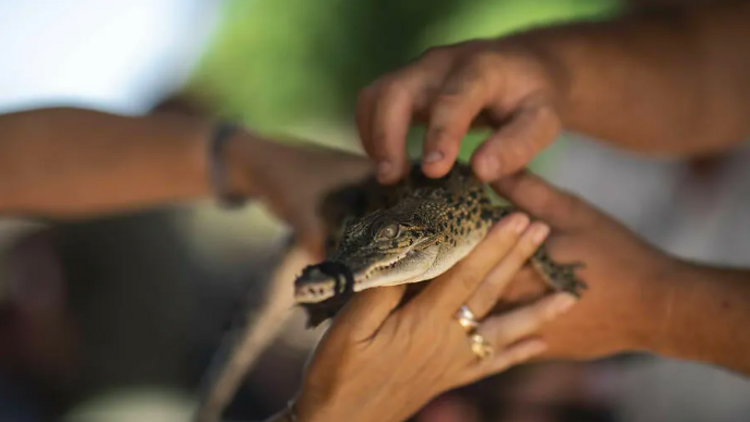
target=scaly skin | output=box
[295,162,587,328]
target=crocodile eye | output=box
[377,223,399,240]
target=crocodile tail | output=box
[192,234,313,422]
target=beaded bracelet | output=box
[207,121,248,208]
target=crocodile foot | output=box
[530,245,588,298]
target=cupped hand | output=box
[292,212,579,422]
[356,38,565,184]
[489,170,682,360]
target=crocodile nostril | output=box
[318,288,324,295]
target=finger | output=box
[478,292,577,348]
[335,284,407,342]
[414,212,530,311]
[490,170,594,229]
[355,84,378,158]
[470,103,560,183]
[464,221,550,318]
[457,337,548,387]
[366,76,421,185]
[421,66,494,178]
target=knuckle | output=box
[469,50,502,67]
[466,53,501,82]
[425,124,453,146]
[466,52,501,75]
[419,45,451,63]
[379,76,401,94]
[433,89,469,109]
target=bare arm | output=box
[358,1,750,183]
[523,0,750,156]
[652,264,750,376]
[0,107,259,218]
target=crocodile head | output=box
[294,199,447,304]
[293,182,493,308]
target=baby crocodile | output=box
[295,161,587,327]
[193,161,587,422]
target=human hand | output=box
[489,170,681,360]
[291,212,579,422]
[227,133,374,258]
[356,38,565,184]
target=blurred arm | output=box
[651,264,750,376]
[0,107,259,218]
[518,0,750,155]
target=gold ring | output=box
[454,305,479,332]
[469,333,493,360]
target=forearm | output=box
[0,107,258,218]
[648,262,750,376]
[514,1,750,155]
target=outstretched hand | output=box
[489,170,680,360]
[292,211,578,422]
[356,39,564,184]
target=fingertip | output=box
[421,132,461,178]
[547,292,578,316]
[471,152,502,183]
[420,158,452,179]
[376,159,409,185]
[482,338,548,376]
[489,212,529,236]
[528,222,550,245]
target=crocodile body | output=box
[295,161,587,327]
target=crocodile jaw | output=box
[293,229,486,304]
[294,244,439,304]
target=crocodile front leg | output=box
[486,206,587,297]
[530,245,587,297]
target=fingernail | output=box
[424,151,444,164]
[377,161,392,179]
[512,214,530,233]
[531,223,550,244]
[553,294,577,315]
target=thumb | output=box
[470,101,560,182]
[490,170,592,229]
[334,285,406,342]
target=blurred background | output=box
[1,0,750,421]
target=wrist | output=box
[623,256,688,355]
[497,27,577,114]
[222,127,262,198]
[220,126,285,201]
